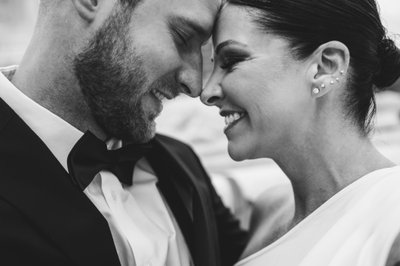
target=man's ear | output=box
[307,41,350,97]
[71,0,100,23]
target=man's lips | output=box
[151,89,172,101]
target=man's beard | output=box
[73,6,154,143]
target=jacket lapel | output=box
[146,138,195,249]
[0,99,120,266]
[148,136,220,266]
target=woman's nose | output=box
[200,76,223,106]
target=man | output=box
[0,0,247,265]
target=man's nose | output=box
[176,54,203,97]
[200,73,223,106]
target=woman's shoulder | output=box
[241,184,294,258]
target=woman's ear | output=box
[71,0,99,23]
[308,41,350,97]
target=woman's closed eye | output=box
[219,51,251,72]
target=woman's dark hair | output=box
[228,0,400,134]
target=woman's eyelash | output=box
[220,55,248,70]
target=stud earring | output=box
[312,87,320,95]
[321,84,326,89]
[336,77,340,82]
[330,80,335,85]
[340,70,345,75]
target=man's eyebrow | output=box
[215,40,247,55]
[169,16,209,39]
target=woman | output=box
[201,0,400,265]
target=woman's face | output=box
[201,5,313,161]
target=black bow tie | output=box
[67,131,153,190]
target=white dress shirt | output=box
[0,66,192,266]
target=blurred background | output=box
[1,0,400,226]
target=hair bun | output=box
[372,37,400,89]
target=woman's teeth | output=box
[224,112,245,128]
[152,89,166,101]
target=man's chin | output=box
[144,122,157,142]
[124,121,156,144]
[139,128,156,143]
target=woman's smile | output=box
[222,111,247,133]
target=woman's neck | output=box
[274,129,394,225]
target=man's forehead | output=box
[205,0,226,11]
[137,0,224,20]
[160,0,224,15]
[131,0,225,40]
[167,0,225,33]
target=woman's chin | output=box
[228,144,251,161]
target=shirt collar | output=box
[0,66,83,172]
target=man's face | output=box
[74,0,221,143]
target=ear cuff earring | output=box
[331,71,344,84]
[329,71,345,85]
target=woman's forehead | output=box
[214,5,254,40]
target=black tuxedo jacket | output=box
[0,98,247,266]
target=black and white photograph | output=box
[0,0,400,265]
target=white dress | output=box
[236,166,400,266]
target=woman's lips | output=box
[223,111,247,132]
